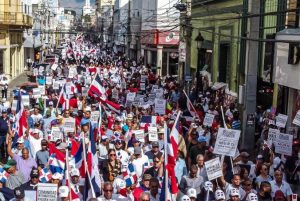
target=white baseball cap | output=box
[17,137,24,144]
[230,188,240,198]
[215,189,225,200]
[58,186,69,198]
[70,168,80,177]
[187,188,197,198]
[246,193,258,201]
[181,195,191,201]
[52,172,63,180]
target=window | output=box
[288,43,300,65]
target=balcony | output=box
[0,12,32,27]
[192,0,221,7]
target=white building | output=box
[83,0,96,16]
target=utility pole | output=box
[127,0,131,59]
[241,0,260,153]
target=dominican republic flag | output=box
[65,179,80,201]
[75,34,83,43]
[73,140,85,178]
[88,74,107,100]
[84,125,101,200]
[15,91,28,137]
[166,112,181,194]
[58,82,78,110]
[122,163,137,187]
[181,92,197,122]
[39,168,52,183]
[49,148,66,174]
[0,168,10,183]
[102,100,121,115]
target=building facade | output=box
[0,0,32,79]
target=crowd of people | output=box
[0,36,299,201]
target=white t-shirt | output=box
[28,135,42,159]
[132,155,150,182]
[31,113,43,124]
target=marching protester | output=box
[0,36,298,201]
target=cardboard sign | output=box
[148,127,158,142]
[154,99,166,115]
[126,92,136,103]
[25,190,37,201]
[37,183,58,201]
[133,130,144,141]
[140,82,146,91]
[33,68,38,76]
[12,100,18,111]
[276,113,288,128]
[293,110,300,126]
[275,133,293,156]
[33,88,41,98]
[53,81,59,90]
[63,118,75,133]
[292,194,298,201]
[46,76,52,85]
[267,128,280,148]
[22,95,30,107]
[91,111,100,123]
[205,157,223,181]
[213,128,240,157]
[203,113,215,127]
[38,85,45,95]
[50,127,62,141]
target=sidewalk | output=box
[8,70,31,100]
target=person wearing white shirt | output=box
[114,139,130,166]
[132,147,150,182]
[99,136,109,160]
[270,170,293,200]
[97,182,132,201]
[27,129,42,159]
[30,107,43,125]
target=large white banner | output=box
[213,128,240,157]
[37,183,58,201]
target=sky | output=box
[60,0,96,15]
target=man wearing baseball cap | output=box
[145,141,162,165]
[4,159,25,190]
[20,168,39,191]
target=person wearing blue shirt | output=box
[175,151,188,184]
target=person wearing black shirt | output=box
[0,109,9,161]
[257,181,272,201]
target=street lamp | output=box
[195,32,204,94]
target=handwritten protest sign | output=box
[126,92,136,103]
[203,113,215,127]
[293,110,300,126]
[148,127,158,142]
[46,76,52,85]
[50,127,62,141]
[154,99,166,115]
[53,81,59,90]
[154,88,164,98]
[275,133,293,156]
[38,85,45,95]
[133,130,144,141]
[213,128,240,157]
[37,183,58,201]
[267,128,280,148]
[205,157,223,181]
[276,113,288,128]
[33,88,41,99]
[63,118,75,133]
[22,95,30,106]
[12,100,18,111]
[112,88,119,100]
[91,111,100,123]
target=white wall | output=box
[274,33,300,90]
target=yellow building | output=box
[0,0,32,80]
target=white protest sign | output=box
[213,128,240,157]
[276,113,288,128]
[63,118,75,133]
[51,63,58,71]
[37,183,58,201]
[141,75,148,82]
[65,85,72,95]
[154,88,164,98]
[38,85,45,95]
[32,88,41,98]
[50,127,62,141]
[203,113,215,127]
[140,82,146,91]
[205,157,223,181]
[22,95,30,106]
[91,111,100,123]
[148,127,158,142]
[154,99,166,115]
[293,110,300,126]
[267,128,280,148]
[68,68,75,78]
[38,66,44,75]
[33,68,38,76]
[112,88,119,100]
[53,81,59,90]
[46,76,52,85]
[25,190,37,201]
[126,92,136,103]
[12,100,18,111]
[133,130,144,141]
[275,133,293,156]
[152,85,159,90]
[86,76,92,85]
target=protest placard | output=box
[293,110,300,126]
[32,88,41,99]
[65,85,72,95]
[22,95,30,106]
[133,130,144,141]
[140,82,146,91]
[37,183,58,201]
[275,133,293,156]
[91,111,100,123]
[46,76,52,85]
[38,85,45,95]
[25,190,37,201]
[154,99,166,115]
[68,68,75,78]
[53,81,59,90]
[33,68,38,76]
[154,88,164,98]
[51,63,58,71]
[267,128,280,148]
[112,88,119,100]
[50,127,62,142]
[38,66,44,75]
[11,100,18,111]
[63,118,75,133]
[141,75,148,82]
[203,113,215,127]
[213,128,240,157]
[126,92,136,103]
[292,194,298,201]
[205,157,223,181]
[148,127,158,142]
[86,76,92,85]
[276,113,288,128]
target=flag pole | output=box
[163,122,169,201]
[183,90,200,119]
[65,149,72,201]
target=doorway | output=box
[218,43,230,83]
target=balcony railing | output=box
[0,12,32,26]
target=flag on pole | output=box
[88,74,107,100]
[15,91,28,137]
[102,100,121,115]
